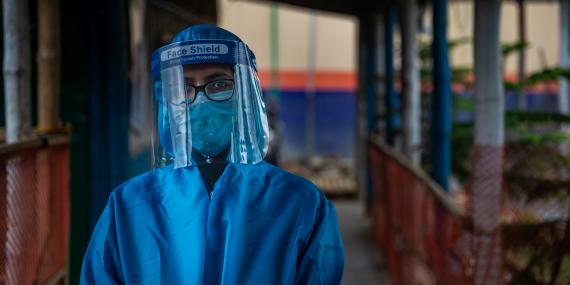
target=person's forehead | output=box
[183,63,233,75]
[182,63,233,84]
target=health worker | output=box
[80,24,344,285]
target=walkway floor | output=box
[333,199,390,285]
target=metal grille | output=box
[0,136,69,285]
[368,139,472,285]
[471,144,503,285]
[369,136,570,285]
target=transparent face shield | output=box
[151,40,269,168]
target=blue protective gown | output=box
[80,161,344,284]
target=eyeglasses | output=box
[183,79,235,104]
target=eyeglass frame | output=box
[183,79,235,104]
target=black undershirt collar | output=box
[191,147,230,195]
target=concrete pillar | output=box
[473,1,504,284]
[400,0,421,165]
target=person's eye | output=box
[214,81,228,88]
[209,80,232,91]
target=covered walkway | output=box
[1,0,568,284]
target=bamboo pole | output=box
[3,0,32,143]
[400,0,421,165]
[473,1,504,284]
[36,2,62,283]
[38,0,61,131]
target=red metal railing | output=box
[0,135,69,285]
[368,138,473,285]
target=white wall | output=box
[218,0,357,71]
[220,0,561,75]
[445,1,560,75]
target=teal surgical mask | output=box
[189,91,234,158]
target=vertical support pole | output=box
[431,0,451,191]
[375,11,386,137]
[473,1,504,284]
[36,4,62,281]
[306,11,317,157]
[363,12,378,213]
[559,0,570,155]
[38,0,61,131]
[2,0,35,284]
[385,7,398,147]
[61,0,91,281]
[358,14,368,206]
[267,2,281,165]
[517,0,527,110]
[3,0,32,143]
[365,20,378,134]
[128,0,151,162]
[87,0,129,232]
[366,11,386,214]
[270,2,280,100]
[559,0,570,115]
[400,0,421,165]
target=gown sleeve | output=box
[295,198,345,285]
[80,193,123,285]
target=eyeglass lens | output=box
[185,79,234,103]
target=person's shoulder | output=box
[248,161,327,205]
[107,168,168,210]
[114,170,154,190]
[252,162,335,231]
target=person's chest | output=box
[115,180,308,285]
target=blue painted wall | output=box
[272,90,357,160]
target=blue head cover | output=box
[154,24,265,167]
[171,24,243,43]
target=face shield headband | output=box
[151,39,269,169]
[151,39,258,77]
